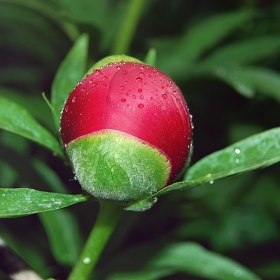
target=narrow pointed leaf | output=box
[152,127,280,197]
[157,9,257,75]
[203,36,280,66]
[0,96,64,157]
[151,242,261,280]
[214,66,280,101]
[51,34,88,128]
[39,209,82,265]
[0,188,88,218]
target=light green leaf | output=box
[150,242,260,280]
[51,34,88,128]
[213,66,280,101]
[202,36,280,66]
[144,48,157,66]
[153,127,280,197]
[39,209,82,265]
[0,87,54,131]
[0,188,88,218]
[0,96,64,157]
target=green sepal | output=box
[86,55,143,74]
[66,130,171,207]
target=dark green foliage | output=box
[1,0,280,279]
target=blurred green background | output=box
[1,0,280,279]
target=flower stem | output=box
[111,0,147,55]
[67,201,123,280]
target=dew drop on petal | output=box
[138,103,144,109]
[103,76,108,80]
[138,88,142,93]
[139,72,145,76]
[121,98,126,102]
[72,96,76,103]
[136,77,143,83]
[132,94,136,99]
[162,94,168,99]
[139,95,144,100]
[122,70,128,75]
[120,86,125,91]
[116,65,121,70]
[80,87,87,94]
[93,69,101,75]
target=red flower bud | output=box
[60,57,192,207]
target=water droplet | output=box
[122,70,128,75]
[139,72,145,76]
[116,65,121,70]
[234,148,241,154]
[234,270,243,278]
[72,96,76,103]
[136,77,143,83]
[139,95,144,100]
[93,69,101,75]
[83,257,91,264]
[81,87,87,93]
[121,98,126,102]
[209,180,214,184]
[235,159,240,164]
[138,103,144,109]
[124,81,127,85]
[162,94,168,99]
[132,94,136,99]
[161,85,165,89]
[120,86,125,91]
[173,90,177,95]
[138,88,142,93]
[103,76,108,81]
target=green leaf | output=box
[0,87,54,131]
[153,127,280,197]
[51,34,88,128]
[202,36,280,66]
[156,9,257,76]
[0,188,88,218]
[107,267,175,280]
[144,48,157,66]
[212,66,280,101]
[150,242,261,280]
[39,209,82,265]
[0,96,64,157]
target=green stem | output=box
[111,0,147,55]
[67,201,123,280]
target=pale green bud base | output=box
[66,130,171,208]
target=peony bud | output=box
[60,56,192,207]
